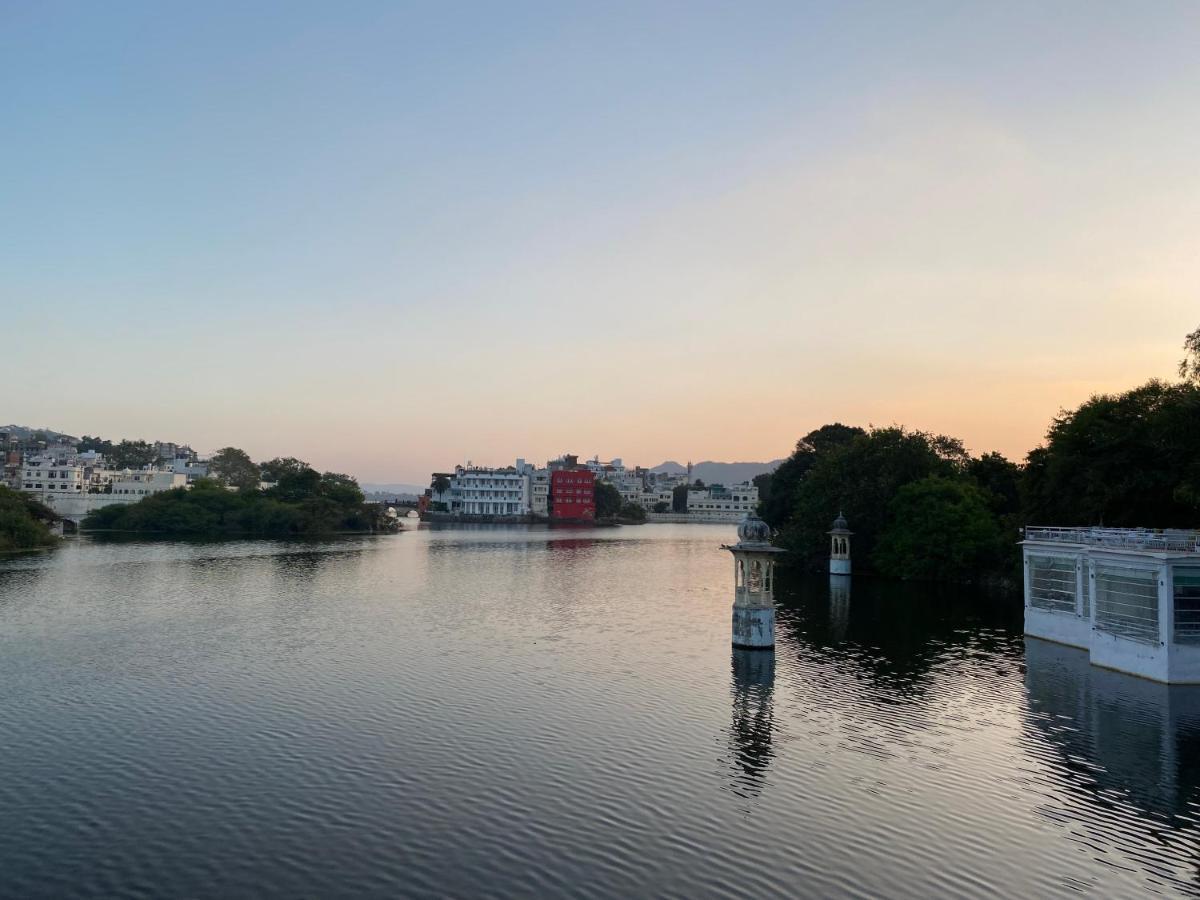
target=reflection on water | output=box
[828,574,851,641]
[0,527,1198,898]
[1026,636,1200,819]
[726,649,776,797]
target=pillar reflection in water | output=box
[828,574,851,642]
[1025,636,1200,818]
[726,649,776,797]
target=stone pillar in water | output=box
[828,511,852,575]
[723,514,786,650]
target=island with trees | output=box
[83,450,397,537]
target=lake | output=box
[1,524,1197,898]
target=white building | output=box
[1023,527,1200,683]
[20,467,188,523]
[530,468,551,517]
[433,460,532,517]
[686,482,759,520]
[108,471,188,499]
[634,487,675,511]
[18,457,85,497]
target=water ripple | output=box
[0,528,1197,897]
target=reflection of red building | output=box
[550,469,595,520]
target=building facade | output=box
[530,468,551,517]
[686,482,759,520]
[432,462,532,517]
[551,468,595,520]
[1023,527,1200,683]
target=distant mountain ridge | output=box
[1,424,78,442]
[651,459,783,485]
[361,482,426,498]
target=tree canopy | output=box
[758,423,865,529]
[874,476,1009,582]
[759,367,1200,582]
[260,457,312,483]
[1180,325,1200,383]
[208,447,260,491]
[1022,379,1200,527]
[109,439,157,470]
[0,486,59,552]
[594,481,622,519]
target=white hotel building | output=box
[686,482,760,520]
[433,461,533,517]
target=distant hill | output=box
[651,459,784,485]
[361,482,426,499]
[1,424,78,443]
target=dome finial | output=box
[737,512,772,545]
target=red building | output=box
[550,469,595,520]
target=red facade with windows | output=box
[550,469,595,520]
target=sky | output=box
[4,2,1199,483]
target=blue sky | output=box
[4,2,1199,481]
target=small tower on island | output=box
[829,511,852,575]
[722,514,786,650]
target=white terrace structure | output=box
[1022,526,1200,684]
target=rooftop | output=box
[1023,526,1200,554]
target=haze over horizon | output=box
[5,2,1198,483]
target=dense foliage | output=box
[83,460,391,536]
[618,501,647,523]
[760,364,1200,582]
[594,481,623,519]
[874,477,1009,582]
[0,486,58,552]
[770,426,998,578]
[1022,380,1200,527]
[208,447,260,491]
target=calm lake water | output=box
[1,523,1198,898]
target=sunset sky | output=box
[5,2,1198,483]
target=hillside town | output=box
[424,454,760,523]
[1,428,211,526]
[2,429,762,528]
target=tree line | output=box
[756,329,1200,583]
[84,449,394,536]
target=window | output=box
[1173,568,1200,645]
[1095,565,1159,643]
[1028,555,1077,613]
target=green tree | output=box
[671,483,689,513]
[777,426,962,570]
[966,451,1021,516]
[595,481,622,519]
[758,423,865,529]
[260,457,311,483]
[618,501,647,522]
[266,463,322,502]
[319,472,365,505]
[109,439,157,469]
[0,485,58,552]
[77,435,113,454]
[874,476,1010,582]
[1180,324,1200,383]
[208,447,261,491]
[653,501,670,513]
[1022,379,1200,526]
[431,474,451,496]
